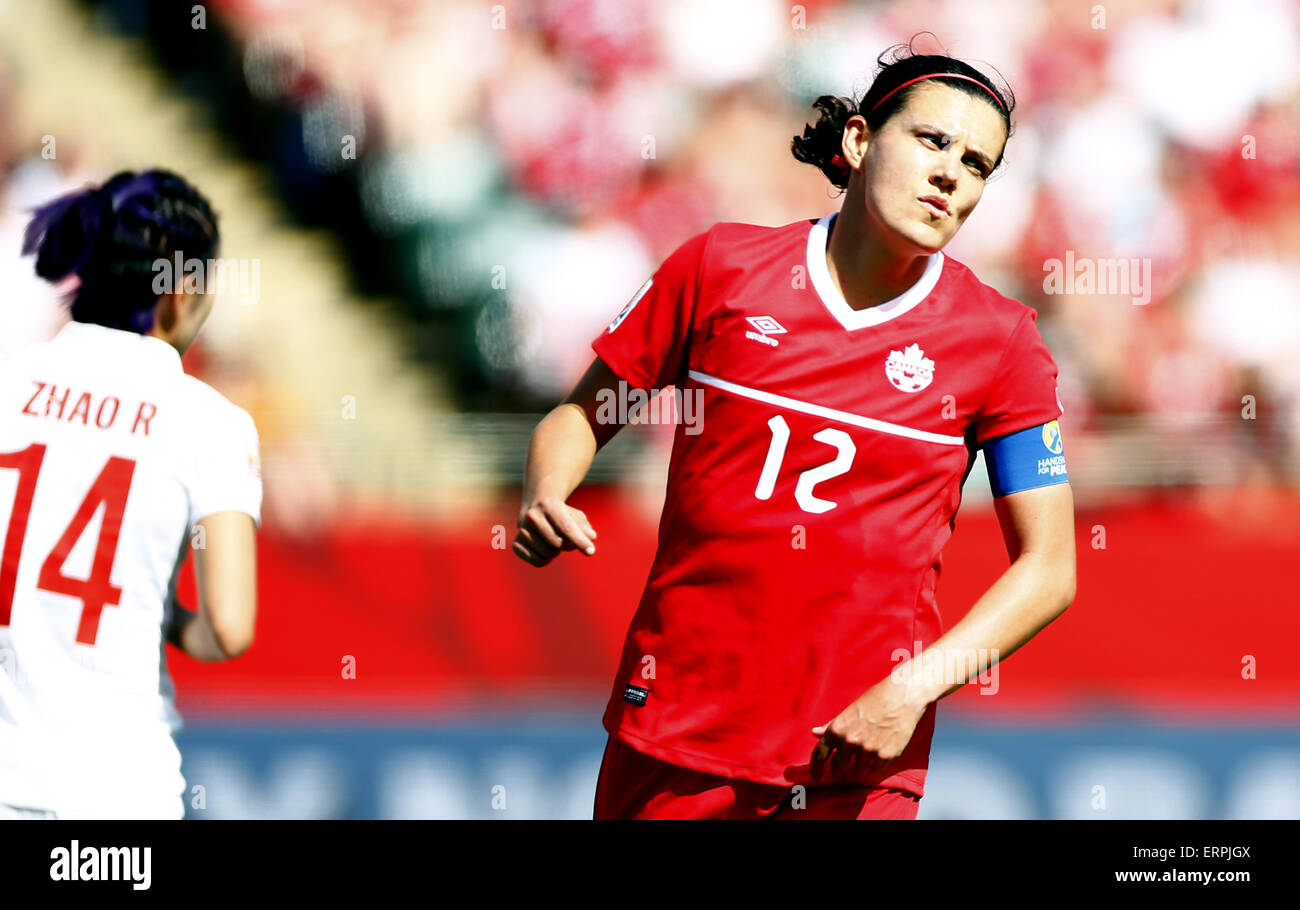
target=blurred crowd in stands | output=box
[7,0,1300,486]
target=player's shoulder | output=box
[704,217,819,249]
[175,373,258,438]
[1,334,63,373]
[685,218,819,280]
[939,252,1039,333]
[0,339,67,401]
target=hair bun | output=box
[791,95,857,191]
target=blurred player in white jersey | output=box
[0,169,260,819]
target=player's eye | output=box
[920,131,990,178]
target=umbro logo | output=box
[745,315,786,347]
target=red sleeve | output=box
[972,307,1064,445]
[591,229,710,390]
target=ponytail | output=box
[791,95,857,190]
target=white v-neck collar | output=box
[807,213,944,331]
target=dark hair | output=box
[22,169,220,334]
[792,36,1015,191]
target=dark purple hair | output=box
[22,169,220,334]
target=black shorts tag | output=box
[623,684,649,707]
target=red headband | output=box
[868,72,1005,115]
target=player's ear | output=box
[152,290,180,334]
[185,290,217,332]
[842,114,871,170]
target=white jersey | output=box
[0,321,261,818]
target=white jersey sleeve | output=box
[184,383,262,529]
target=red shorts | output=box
[593,735,922,820]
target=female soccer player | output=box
[515,45,1076,820]
[0,169,261,819]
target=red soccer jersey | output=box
[591,213,1063,797]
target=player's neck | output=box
[825,208,931,311]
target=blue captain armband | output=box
[983,420,1069,497]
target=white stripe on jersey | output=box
[687,370,966,446]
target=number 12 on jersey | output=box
[0,444,136,645]
[754,415,855,514]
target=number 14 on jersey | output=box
[0,444,136,645]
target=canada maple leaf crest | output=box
[884,343,935,393]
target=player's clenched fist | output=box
[513,497,598,567]
[809,675,929,781]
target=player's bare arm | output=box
[812,482,1075,778]
[923,480,1076,681]
[180,511,258,661]
[514,356,629,567]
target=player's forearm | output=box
[522,403,599,506]
[894,552,1075,705]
